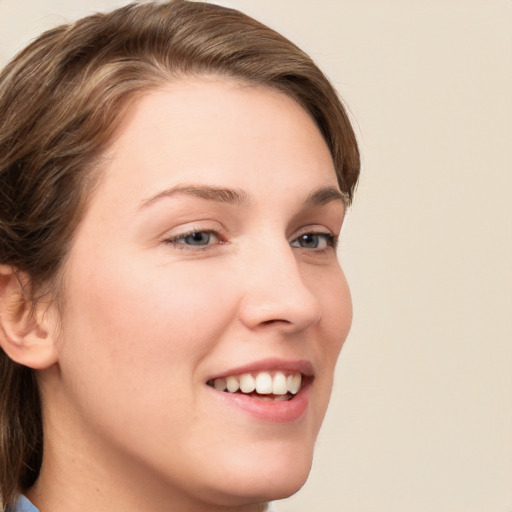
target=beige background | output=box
[1,1,511,511]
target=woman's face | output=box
[45,78,352,508]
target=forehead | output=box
[94,77,338,209]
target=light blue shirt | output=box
[7,494,279,511]
[8,496,40,512]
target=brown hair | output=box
[0,0,359,505]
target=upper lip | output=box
[207,357,314,381]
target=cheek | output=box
[320,268,351,373]
[55,253,236,411]
[305,264,352,421]
[310,263,352,350]
[329,269,352,354]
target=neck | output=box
[28,465,270,512]
[28,383,271,512]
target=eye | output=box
[290,232,337,250]
[165,230,221,248]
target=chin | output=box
[206,471,311,508]
[201,441,314,507]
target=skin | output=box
[27,77,352,512]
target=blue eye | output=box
[166,230,220,248]
[178,231,213,246]
[291,233,336,250]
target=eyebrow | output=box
[138,183,345,210]
[138,184,251,210]
[305,186,346,207]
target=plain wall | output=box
[1,1,511,511]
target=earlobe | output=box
[0,264,59,369]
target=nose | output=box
[237,240,322,333]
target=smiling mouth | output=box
[207,371,303,402]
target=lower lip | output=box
[208,381,311,423]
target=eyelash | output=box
[163,229,338,252]
[164,229,224,251]
[291,232,338,251]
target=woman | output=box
[0,1,359,511]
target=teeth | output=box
[211,371,303,396]
[213,378,227,391]
[239,374,256,393]
[226,376,239,393]
[288,374,302,395]
[272,372,287,395]
[255,372,273,394]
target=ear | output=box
[0,264,59,369]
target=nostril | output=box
[260,319,291,326]
[239,296,321,332]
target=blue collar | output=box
[8,495,40,512]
